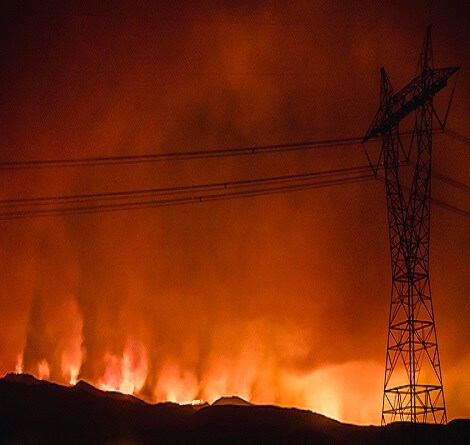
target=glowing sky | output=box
[0,1,468,425]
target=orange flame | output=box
[9,314,385,424]
[98,339,148,395]
[15,354,23,374]
[37,359,50,380]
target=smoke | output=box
[0,0,468,425]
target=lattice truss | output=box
[363,25,460,425]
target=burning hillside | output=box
[1,373,469,444]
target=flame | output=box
[68,366,79,386]
[189,399,205,405]
[61,299,83,385]
[98,339,148,395]
[15,354,23,374]
[37,359,50,380]
[154,361,199,403]
[8,315,384,424]
[0,0,468,428]
[60,333,83,386]
[289,361,384,424]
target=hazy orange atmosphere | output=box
[0,0,468,425]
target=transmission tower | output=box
[363,25,459,425]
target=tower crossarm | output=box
[362,66,459,143]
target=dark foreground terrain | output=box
[1,373,468,444]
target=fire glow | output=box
[9,307,384,425]
[0,0,468,429]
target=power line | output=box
[0,165,467,219]
[0,173,374,220]
[1,160,465,209]
[0,135,365,170]
[0,165,372,207]
[4,157,464,210]
[444,128,470,146]
[407,160,470,193]
[376,175,469,218]
[429,196,470,218]
[1,128,461,171]
[0,129,466,219]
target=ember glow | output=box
[0,0,468,426]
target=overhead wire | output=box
[375,175,469,219]
[0,135,366,170]
[0,164,467,219]
[0,129,467,219]
[444,128,470,146]
[1,172,466,219]
[0,129,444,170]
[0,160,465,208]
[0,127,464,171]
[0,173,374,220]
[0,128,464,170]
[407,160,470,194]
[0,165,372,208]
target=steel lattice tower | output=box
[363,25,459,425]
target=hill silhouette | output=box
[212,395,253,406]
[0,373,468,444]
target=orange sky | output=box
[0,1,468,425]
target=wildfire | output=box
[68,366,79,386]
[189,399,205,405]
[5,316,385,424]
[155,360,199,403]
[37,359,50,380]
[15,355,23,374]
[97,340,148,395]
